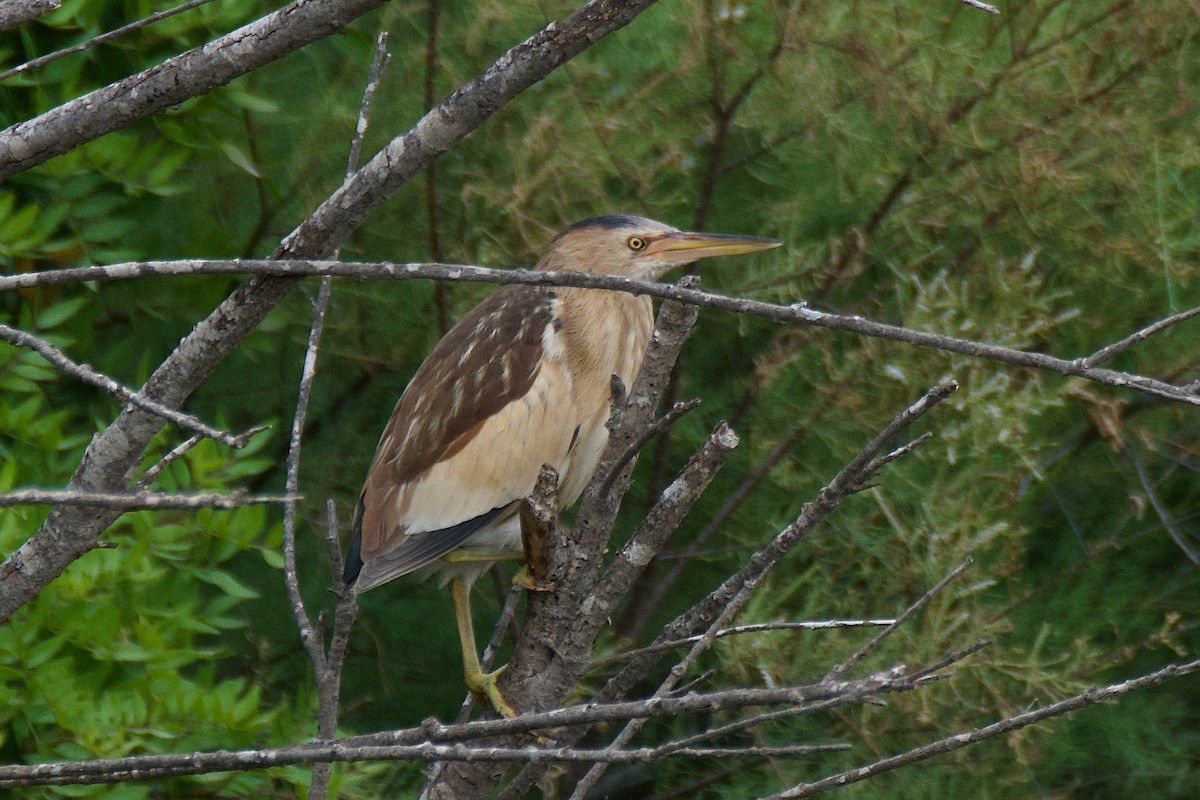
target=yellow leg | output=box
[448,577,517,718]
[440,547,524,564]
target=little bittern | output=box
[344,214,780,717]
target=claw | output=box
[466,664,518,718]
[512,565,556,592]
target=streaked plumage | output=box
[345,214,780,716]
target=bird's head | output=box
[537,214,781,280]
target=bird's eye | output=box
[627,236,646,251]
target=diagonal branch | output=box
[766,657,1200,799]
[825,556,974,680]
[598,382,959,708]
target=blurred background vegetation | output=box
[1,0,1198,797]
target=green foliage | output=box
[3,0,1200,797]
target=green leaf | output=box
[34,295,88,329]
[217,140,262,178]
[190,568,259,601]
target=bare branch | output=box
[0,488,291,510]
[5,261,1195,407]
[600,382,958,705]
[0,323,253,447]
[1080,305,1200,368]
[0,0,60,32]
[0,669,920,788]
[766,658,1200,799]
[630,423,806,641]
[593,421,739,627]
[0,0,217,82]
[133,435,203,490]
[956,0,1000,14]
[593,619,899,668]
[281,275,334,685]
[0,0,388,178]
[294,33,386,796]
[570,389,948,798]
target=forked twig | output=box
[825,557,974,680]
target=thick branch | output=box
[0,0,59,32]
[0,0,386,178]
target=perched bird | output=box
[344,214,780,717]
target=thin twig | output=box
[296,31,388,800]
[825,557,974,680]
[956,0,1000,14]
[597,398,702,496]
[906,638,993,682]
[766,658,1200,799]
[1080,306,1200,368]
[662,641,989,757]
[281,274,334,675]
[0,488,291,510]
[0,0,216,81]
[133,434,203,489]
[1128,447,1200,566]
[593,619,899,668]
[0,323,252,447]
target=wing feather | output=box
[350,285,577,586]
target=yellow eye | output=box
[627,236,646,251]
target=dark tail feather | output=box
[343,497,365,586]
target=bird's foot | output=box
[512,565,556,592]
[466,664,517,718]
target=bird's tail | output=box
[342,496,365,586]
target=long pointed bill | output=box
[643,230,782,265]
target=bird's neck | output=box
[556,286,654,395]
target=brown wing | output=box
[346,285,571,589]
